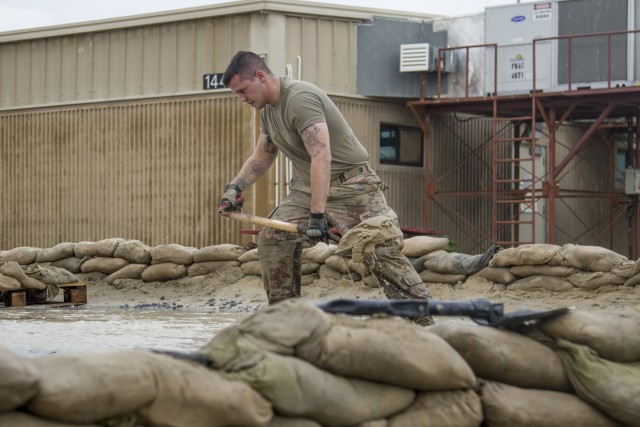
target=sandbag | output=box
[507,275,574,292]
[0,261,46,290]
[419,269,467,284]
[510,264,577,278]
[488,244,562,267]
[80,257,130,274]
[141,263,187,282]
[480,380,621,427]
[0,272,24,290]
[241,260,263,276]
[0,246,41,265]
[301,262,321,275]
[74,239,124,258]
[23,264,78,284]
[470,266,517,285]
[558,244,628,272]
[104,264,147,285]
[269,416,322,427]
[202,327,415,427]
[554,339,640,427]
[238,248,260,263]
[26,350,158,423]
[537,308,640,363]
[192,244,244,262]
[135,353,273,427]
[424,245,500,275]
[318,264,343,279]
[388,389,483,427]
[428,323,572,391]
[0,346,40,412]
[566,271,626,290]
[0,412,99,427]
[610,259,640,279]
[302,242,336,263]
[187,260,239,277]
[220,300,476,391]
[324,255,349,274]
[401,236,450,258]
[113,240,152,264]
[35,243,76,263]
[51,257,86,274]
[151,244,197,265]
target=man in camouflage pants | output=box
[217,51,432,325]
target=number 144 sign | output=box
[203,73,227,90]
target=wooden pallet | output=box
[2,281,89,308]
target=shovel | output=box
[222,211,341,243]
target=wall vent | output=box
[400,43,433,72]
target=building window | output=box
[380,123,423,167]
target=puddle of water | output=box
[1,305,250,357]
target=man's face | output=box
[228,72,267,109]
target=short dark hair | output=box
[222,51,272,87]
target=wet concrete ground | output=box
[1,305,250,357]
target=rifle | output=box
[317,299,571,331]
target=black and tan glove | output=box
[217,184,243,213]
[306,213,329,242]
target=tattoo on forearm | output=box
[301,125,326,158]
[247,160,266,178]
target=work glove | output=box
[306,213,329,242]
[218,184,243,213]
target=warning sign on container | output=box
[533,2,552,21]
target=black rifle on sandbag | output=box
[317,299,571,331]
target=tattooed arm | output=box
[302,122,331,214]
[228,132,279,191]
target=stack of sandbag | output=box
[198,299,483,426]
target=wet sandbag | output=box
[202,327,415,426]
[80,257,130,274]
[0,272,21,290]
[428,323,572,391]
[566,271,626,290]
[388,389,483,427]
[424,245,500,276]
[150,244,197,265]
[26,350,158,423]
[193,244,244,262]
[302,242,336,264]
[558,244,628,272]
[74,238,124,258]
[187,260,240,277]
[113,239,152,264]
[136,353,272,427]
[480,380,621,427]
[228,299,476,391]
[554,339,640,427]
[507,275,574,292]
[104,264,147,285]
[36,242,76,263]
[23,264,78,284]
[419,269,467,284]
[0,346,40,412]
[488,244,562,267]
[510,264,577,278]
[537,308,640,363]
[141,263,187,282]
[0,261,46,290]
[471,266,517,285]
[0,246,41,265]
[0,412,99,427]
[401,236,450,258]
[51,257,85,274]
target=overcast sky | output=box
[0,0,533,32]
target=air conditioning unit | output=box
[624,168,640,195]
[400,43,434,72]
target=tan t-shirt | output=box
[260,77,369,184]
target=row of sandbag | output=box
[0,236,452,290]
[3,300,639,426]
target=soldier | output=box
[218,51,433,325]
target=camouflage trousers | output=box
[257,168,432,315]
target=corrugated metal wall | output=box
[0,94,259,250]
